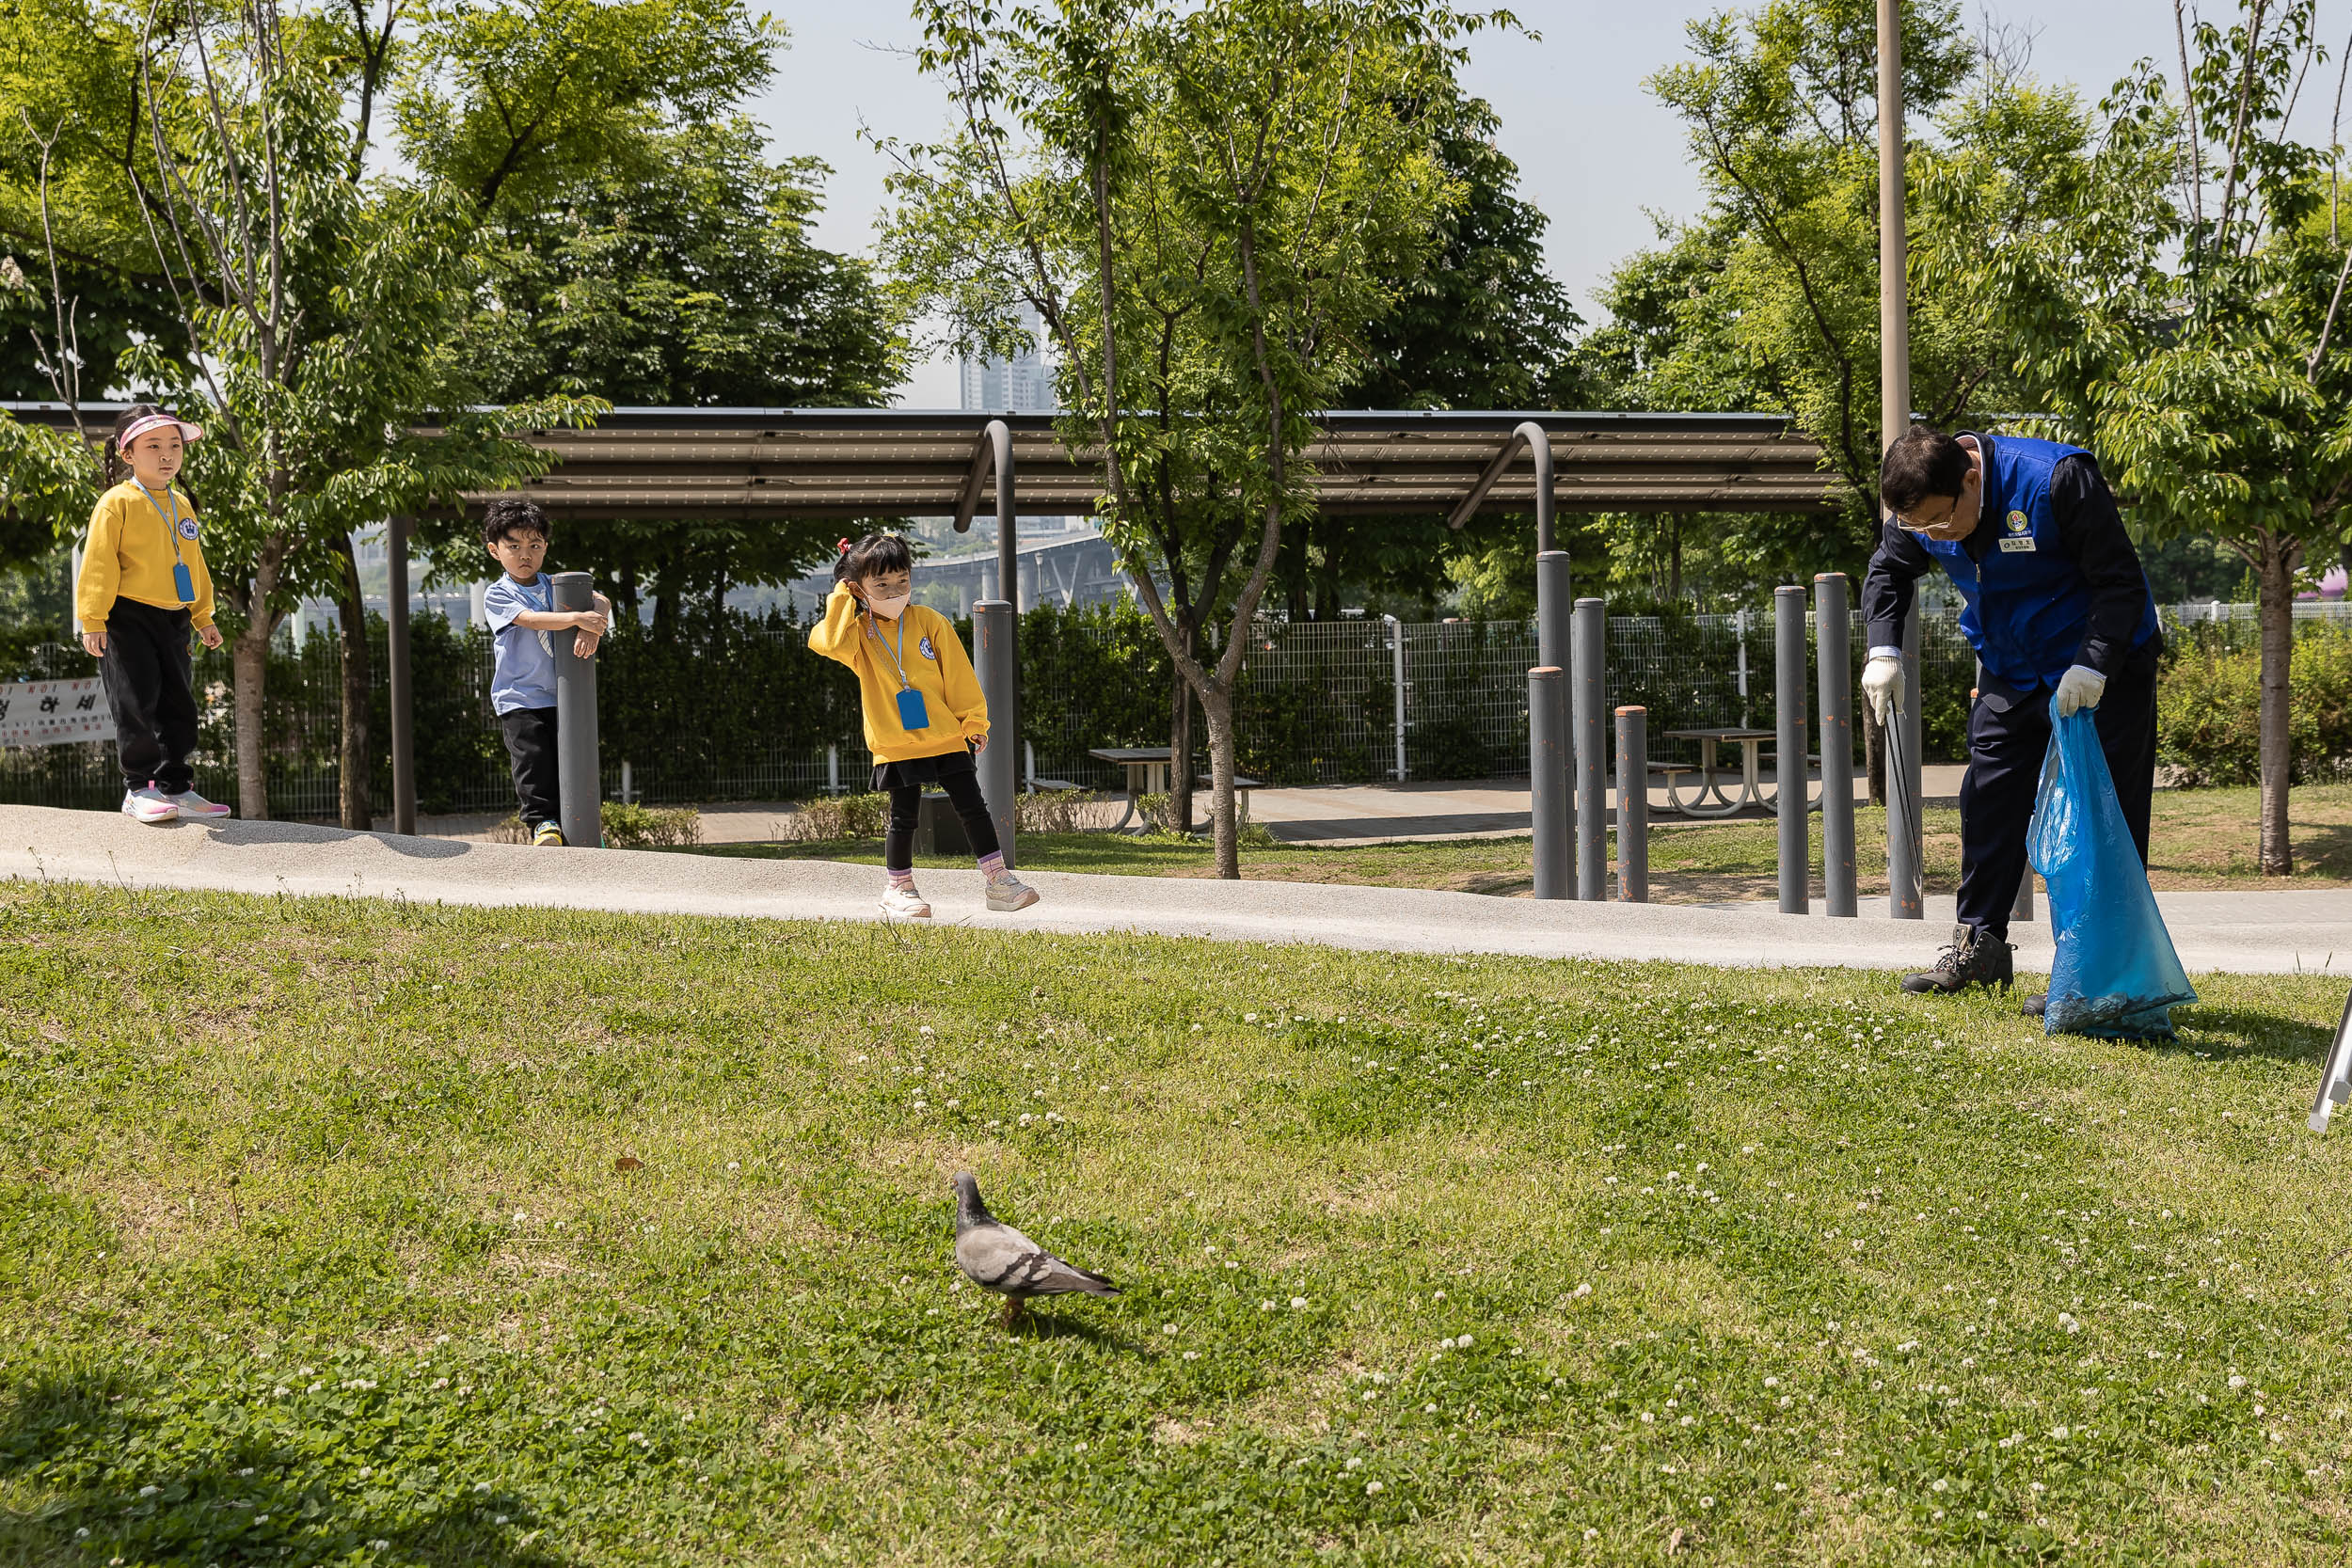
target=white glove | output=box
[1861,656,1903,724]
[2055,663,2106,718]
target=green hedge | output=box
[2158,624,2352,786]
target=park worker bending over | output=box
[1862,426,2163,1012]
[75,404,232,824]
[481,498,610,847]
[810,531,1039,918]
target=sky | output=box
[753,2,2352,408]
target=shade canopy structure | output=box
[461,407,1839,521]
[3,402,1839,522]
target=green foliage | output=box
[598,800,703,848]
[2160,625,2352,787]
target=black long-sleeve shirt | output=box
[1861,436,2154,681]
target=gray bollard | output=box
[1615,705,1648,903]
[1815,573,1857,917]
[1530,666,1569,899]
[974,600,1019,869]
[1573,597,1608,900]
[550,570,601,849]
[1774,585,1809,914]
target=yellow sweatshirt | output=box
[808,584,990,762]
[75,481,215,631]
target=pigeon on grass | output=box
[952,1172,1121,1327]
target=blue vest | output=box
[1918,435,2160,690]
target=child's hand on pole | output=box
[81,630,107,657]
[197,626,223,650]
[574,629,601,658]
[575,608,609,638]
[971,735,988,752]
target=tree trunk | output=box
[1168,623,1195,834]
[1200,682,1239,879]
[333,532,372,831]
[2256,528,2296,876]
[231,620,271,820]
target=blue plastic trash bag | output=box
[2026,700,2196,1038]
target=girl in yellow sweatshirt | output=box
[808,531,1039,917]
[73,404,231,824]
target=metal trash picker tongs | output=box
[2308,989,2352,1132]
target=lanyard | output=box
[874,611,914,690]
[135,483,187,567]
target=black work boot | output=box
[1901,923,2014,995]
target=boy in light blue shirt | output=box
[482,499,609,846]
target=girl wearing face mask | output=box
[809,531,1039,918]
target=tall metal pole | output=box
[1385,613,1407,782]
[1816,573,1857,916]
[1530,667,1569,899]
[550,570,600,848]
[1614,705,1648,903]
[1881,0,1925,920]
[1572,597,1608,900]
[386,515,416,835]
[1774,585,1809,915]
[976,417,1019,867]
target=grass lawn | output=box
[5,879,2349,1565]
[698,784,2352,902]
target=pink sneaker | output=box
[168,788,232,818]
[121,785,179,824]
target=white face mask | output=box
[867,590,913,620]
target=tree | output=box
[458,118,905,629]
[1920,0,2352,875]
[888,0,1474,876]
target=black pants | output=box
[500,706,560,828]
[1958,640,2160,941]
[100,598,198,794]
[884,762,1001,871]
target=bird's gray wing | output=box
[957,1221,1120,1297]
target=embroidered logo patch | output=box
[2005,509,2030,534]
[177,517,199,541]
[919,635,937,660]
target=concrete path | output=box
[5,804,2342,975]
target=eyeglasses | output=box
[1894,500,1960,533]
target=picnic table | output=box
[1086,746,1260,832]
[1659,726,1818,817]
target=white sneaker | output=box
[880,884,932,919]
[986,874,1040,912]
[121,785,179,824]
[169,788,232,818]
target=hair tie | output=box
[837,537,851,554]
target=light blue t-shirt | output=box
[484,573,559,715]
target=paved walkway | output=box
[377,770,1977,849]
[6,804,2341,974]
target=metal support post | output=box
[386,515,416,835]
[550,570,600,848]
[1774,585,1809,914]
[1888,606,1925,918]
[2012,871,2034,923]
[1530,667,1569,898]
[1385,613,1407,781]
[1615,705,1648,903]
[827,742,840,796]
[1572,597,1608,900]
[974,604,1018,865]
[1816,573,1857,917]
[956,417,1020,867]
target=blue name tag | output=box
[896,687,930,731]
[172,562,196,604]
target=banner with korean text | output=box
[0,678,112,748]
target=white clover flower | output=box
[2050,1425,2070,1440]
[1931,1479,1948,1493]
[1291,1296,1309,1309]
[1365,1481,1384,1495]
[2058,1313,2080,1334]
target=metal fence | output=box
[2,597,2332,815]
